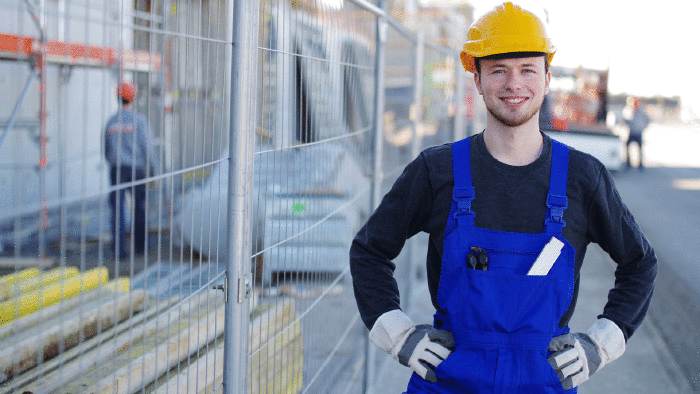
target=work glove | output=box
[369,309,454,383]
[547,318,626,390]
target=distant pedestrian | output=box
[625,96,650,169]
[104,82,159,259]
[350,2,657,393]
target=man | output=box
[349,2,657,393]
[625,96,650,169]
[104,82,159,259]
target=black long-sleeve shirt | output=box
[350,132,657,341]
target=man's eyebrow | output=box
[486,62,538,69]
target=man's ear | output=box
[474,72,483,95]
[544,70,551,95]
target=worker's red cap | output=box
[117,82,137,102]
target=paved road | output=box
[612,122,700,391]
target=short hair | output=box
[474,52,549,75]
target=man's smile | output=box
[501,96,529,109]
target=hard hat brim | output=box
[460,40,555,74]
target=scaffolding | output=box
[0,3,160,258]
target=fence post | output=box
[223,0,259,392]
[403,32,424,315]
[453,57,467,141]
[370,5,387,212]
[365,1,388,393]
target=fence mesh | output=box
[0,0,474,392]
[248,2,376,393]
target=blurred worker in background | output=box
[350,2,657,393]
[104,82,159,259]
[625,96,650,170]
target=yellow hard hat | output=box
[460,2,556,73]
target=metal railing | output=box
[0,0,482,392]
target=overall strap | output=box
[451,137,476,227]
[544,140,570,234]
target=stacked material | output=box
[0,265,303,394]
[0,267,110,326]
[0,268,142,393]
[248,300,304,394]
[152,299,304,394]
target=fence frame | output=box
[217,0,468,392]
[223,0,260,391]
[363,2,388,391]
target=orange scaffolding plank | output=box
[0,33,33,59]
[0,33,160,72]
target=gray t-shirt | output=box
[627,109,650,136]
[104,110,158,172]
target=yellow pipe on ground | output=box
[0,267,109,326]
[0,268,40,299]
[0,267,79,300]
[103,277,131,293]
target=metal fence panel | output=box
[252,2,375,392]
[0,0,474,392]
[365,14,471,392]
[0,0,231,390]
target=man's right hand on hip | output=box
[369,309,455,383]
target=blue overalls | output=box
[406,137,577,394]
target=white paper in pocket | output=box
[527,237,564,276]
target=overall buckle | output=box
[546,194,567,225]
[453,187,475,216]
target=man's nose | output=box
[504,71,523,90]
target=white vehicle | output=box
[174,5,372,285]
[544,129,623,171]
[175,143,370,285]
[541,66,624,171]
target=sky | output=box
[421,0,700,119]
